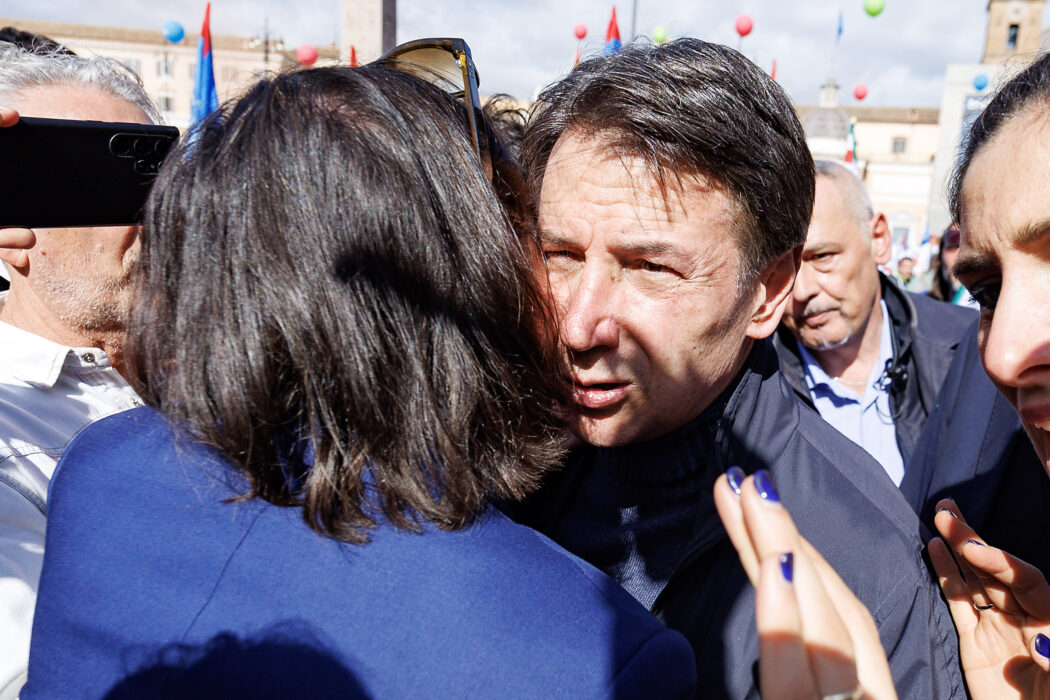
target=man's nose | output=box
[557,265,619,353]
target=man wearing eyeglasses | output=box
[517,39,963,699]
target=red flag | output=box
[349,45,358,67]
[606,7,620,43]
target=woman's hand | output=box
[930,498,1050,699]
[714,467,897,700]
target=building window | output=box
[891,137,907,154]
[122,58,141,77]
[156,54,173,79]
[157,91,174,113]
[1006,24,1019,51]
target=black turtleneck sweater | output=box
[544,393,730,610]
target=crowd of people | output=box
[1,22,1050,700]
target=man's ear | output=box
[869,213,892,266]
[745,246,800,340]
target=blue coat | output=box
[24,407,696,699]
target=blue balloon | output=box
[162,20,185,44]
[973,73,989,91]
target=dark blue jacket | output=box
[905,320,1050,573]
[24,407,696,699]
[518,339,964,699]
[775,274,1050,574]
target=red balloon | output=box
[853,83,868,100]
[297,44,319,67]
[574,23,587,40]
[735,14,753,38]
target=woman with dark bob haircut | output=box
[23,62,695,697]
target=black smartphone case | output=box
[0,116,180,228]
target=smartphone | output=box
[0,116,180,229]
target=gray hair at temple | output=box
[0,42,161,124]
[814,160,875,238]
[522,38,815,285]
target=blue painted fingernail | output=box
[726,466,745,495]
[754,469,780,503]
[779,552,793,582]
[966,539,985,547]
[1037,634,1050,658]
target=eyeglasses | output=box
[377,38,485,160]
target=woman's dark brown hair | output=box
[131,65,566,543]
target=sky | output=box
[3,0,1047,106]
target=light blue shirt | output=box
[797,301,906,486]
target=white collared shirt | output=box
[0,321,141,699]
[797,301,906,486]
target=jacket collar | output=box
[879,270,917,363]
[589,338,800,483]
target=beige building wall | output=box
[0,17,339,130]
[983,0,1046,63]
[799,104,939,252]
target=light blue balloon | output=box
[973,73,989,91]
[162,20,185,44]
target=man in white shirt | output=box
[0,44,161,698]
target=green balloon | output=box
[864,0,885,17]
[652,25,668,44]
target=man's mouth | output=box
[572,381,630,410]
[801,308,838,327]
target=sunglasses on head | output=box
[377,38,485,160]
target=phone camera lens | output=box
[109,134,132,156]
[154,138,173,156]
[132,138,151,156]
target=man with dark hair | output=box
[0,45,160,697]
[517,39,962,698]
[775,160,1050,573]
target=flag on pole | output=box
[350,45,359,67]
[844,117,858,163]
[191,3,219,125]
[836,10,844,42]
[604,7,622,55]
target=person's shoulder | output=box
[908,290,977,339]
[784,404,925,543]
[411,509,696,694]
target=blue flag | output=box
[836,10,844,42]
[191,3,219,125]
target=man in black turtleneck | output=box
[516,39,963,699]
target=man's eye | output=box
[636,260,673,274]
[966,281,1000,314]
